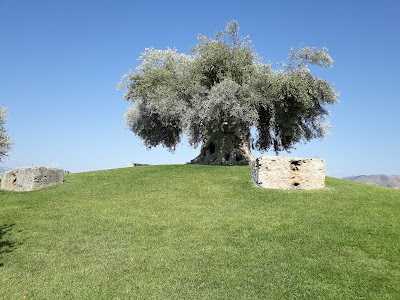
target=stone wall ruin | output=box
[251,156,325,190]
[0,167,64,192]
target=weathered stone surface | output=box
[251,156,325,190]
[0,167,64,192]
[127,162,149,167]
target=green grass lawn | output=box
[1,165,399,299]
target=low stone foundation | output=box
[0,167,64,192]
[251,156,325,190]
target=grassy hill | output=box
[1,165,399,299]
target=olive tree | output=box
[0,106,13,162]
[119,21,338,165]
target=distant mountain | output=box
[344,175,400,189]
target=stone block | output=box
[127,162,148,167]
[251,156,325,190]
[0,167,64,192]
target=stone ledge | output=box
[251,156,325,190]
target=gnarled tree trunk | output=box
[189,131,253,166]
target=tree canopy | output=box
[119,21,338,165]
[0,106,13,162]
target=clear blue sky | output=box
[1,0,399,177]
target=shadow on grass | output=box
[0,223,17,267]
